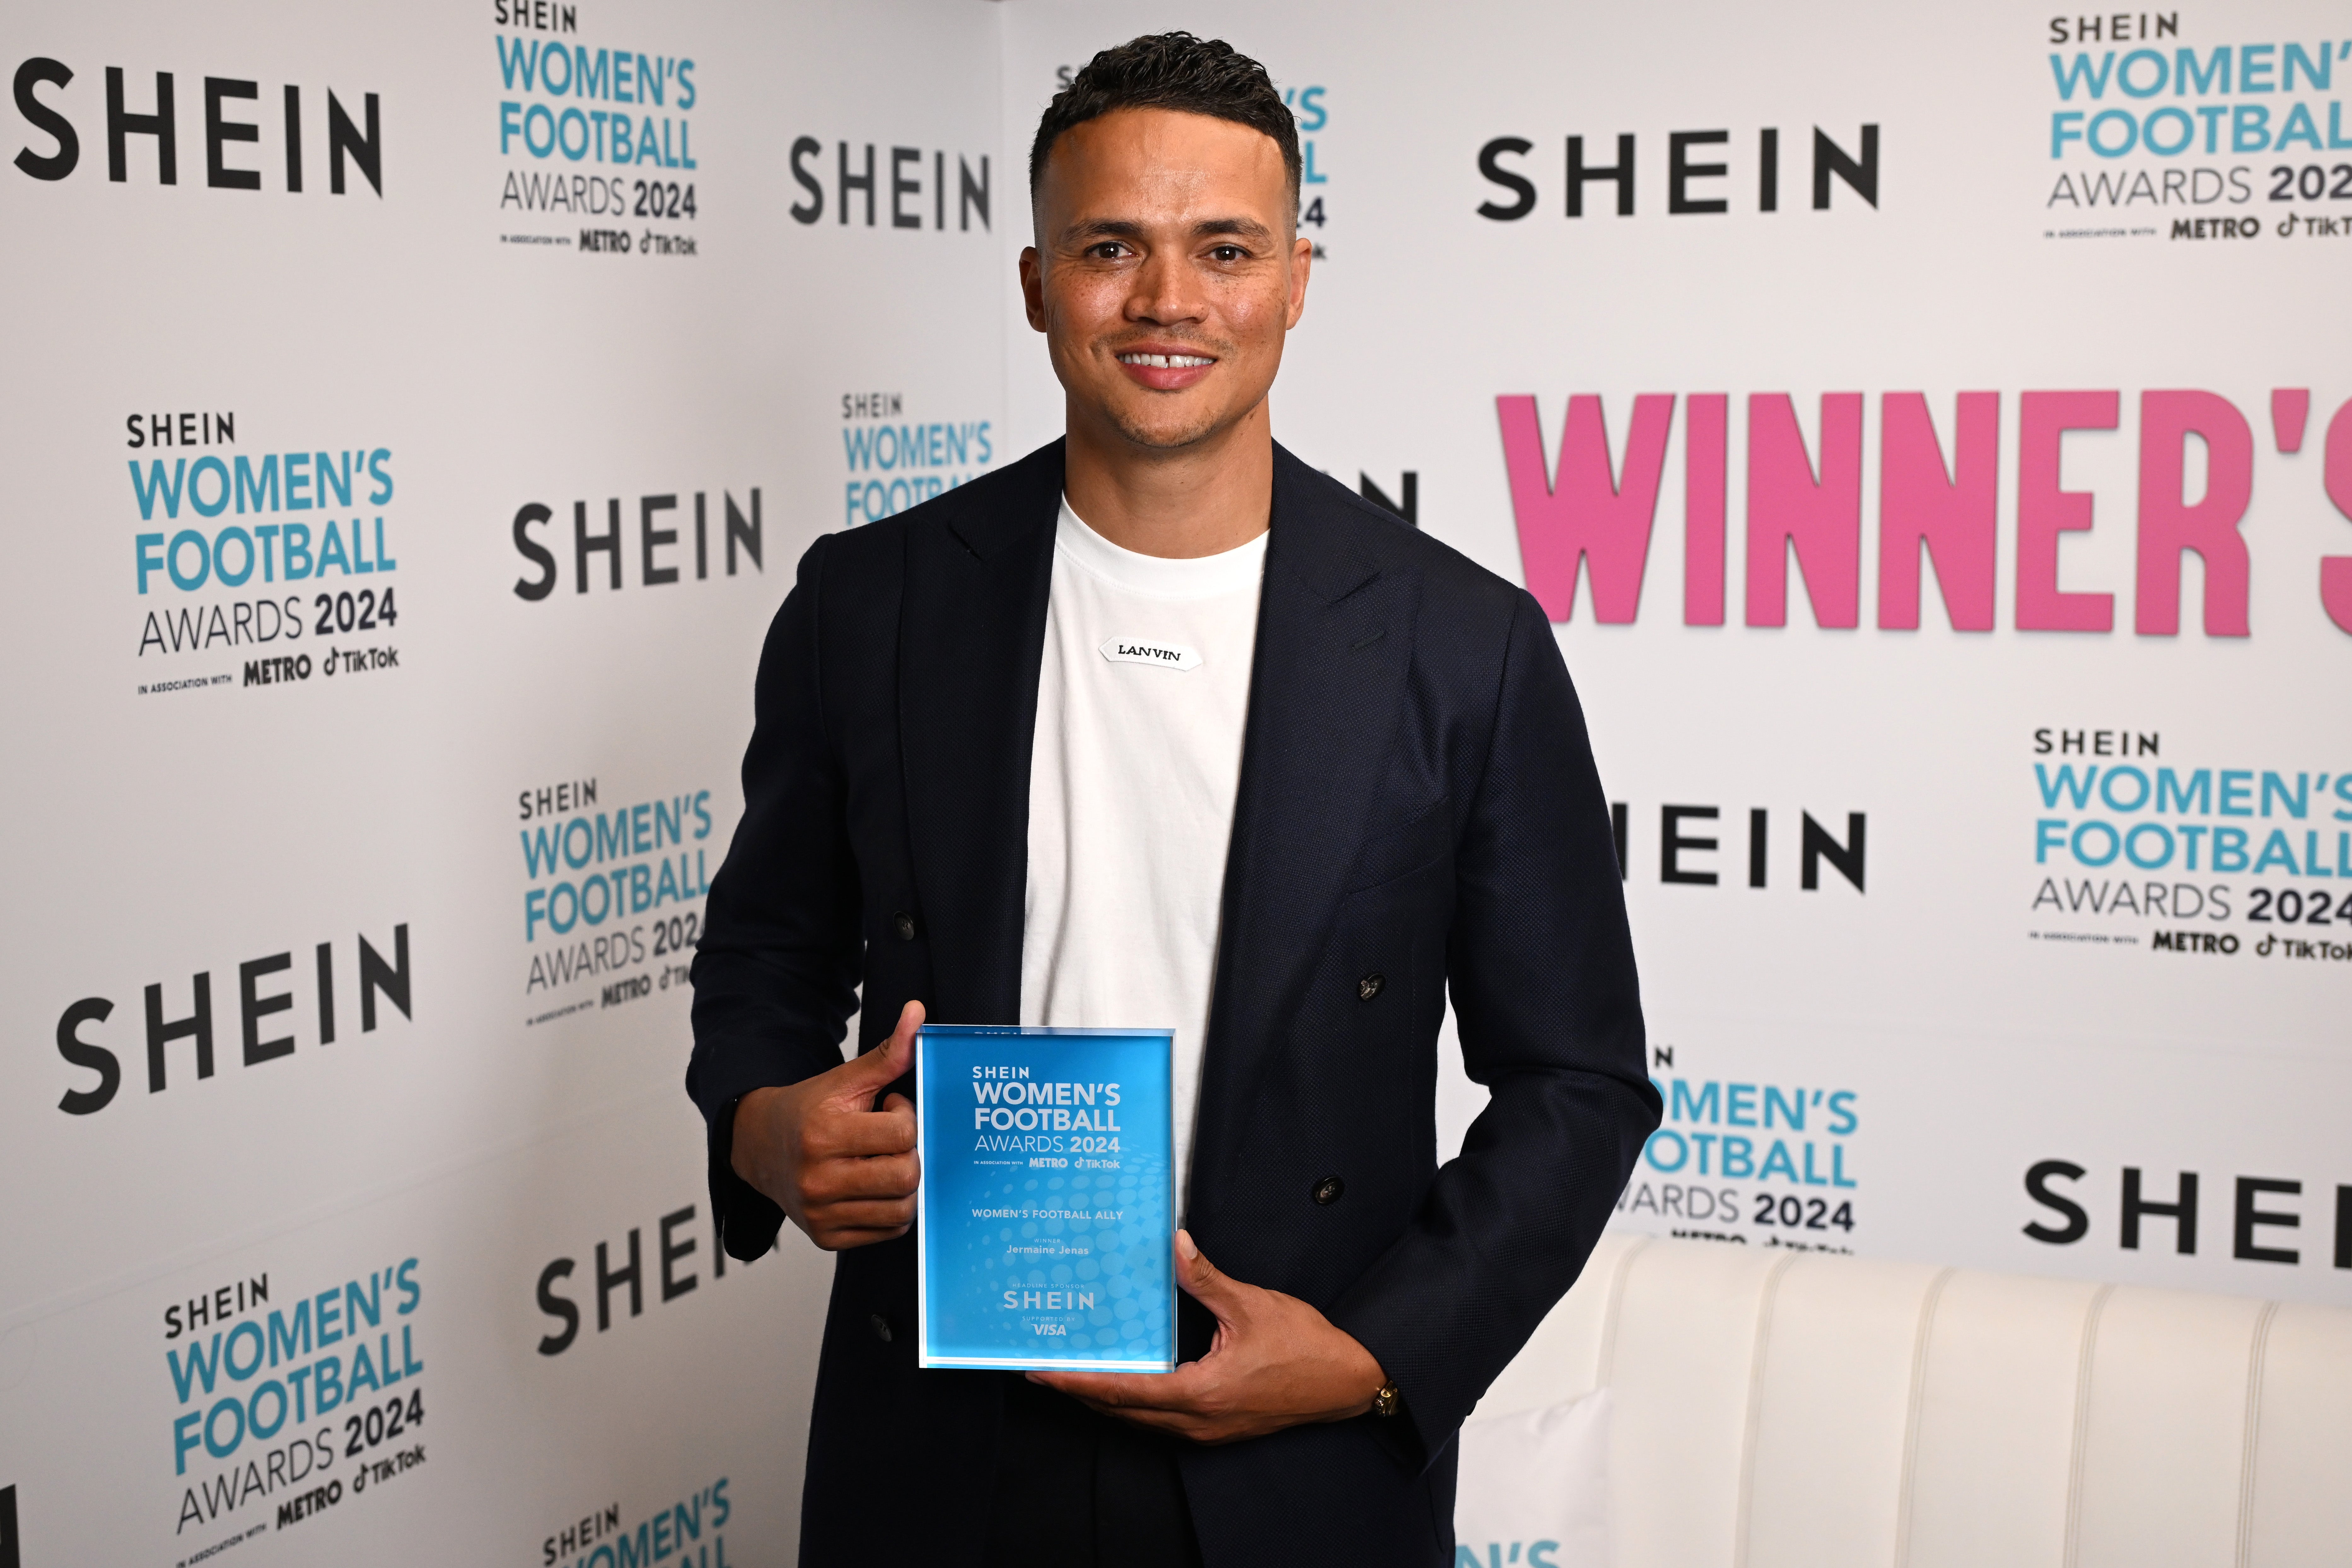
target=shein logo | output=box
[11,59,381,194]
[1476,126,1878,219]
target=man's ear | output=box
[1285,234,1313,330]
[1020,245,1048,333]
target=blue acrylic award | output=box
[915,1024,1177,1373]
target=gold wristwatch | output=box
[1371,1380,1401,1419]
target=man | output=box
[687,32,1657,1568]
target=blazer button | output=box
[870,1312,894,1343]
[1312,1175,1346,1206]
[892,912,917,941]
[1357,973,1385,1002]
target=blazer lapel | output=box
[1191,446,1419,1216]
[897,441,1064,1025]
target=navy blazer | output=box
[687,439,1658,1567]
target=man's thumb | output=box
[844,998,924,1090]
[1173,1230,1238,1312]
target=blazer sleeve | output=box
[1325,588,1661,1464]
[686,532,865,1261]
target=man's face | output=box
[1022,108,1310,452]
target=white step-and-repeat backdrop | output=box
[997,0,2352,1303]
[1,0,2342,1562]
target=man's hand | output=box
[1029,1230,1388,1444]
[731,1000,923,1250]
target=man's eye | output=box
[1210,246,1245,262]
[1090,242,1130,259]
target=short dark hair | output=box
[1029,33,1300,209]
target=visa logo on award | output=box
[915,1025,1175,1372]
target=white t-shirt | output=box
[1020,497,1266,1215]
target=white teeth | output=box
[1118,353,1214,368]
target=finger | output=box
[1031,1364,1210,1413]
[807,1197,917,1231]
[875,998,923,1080]
[824,999,925,1104]
[1173,1230,1244,1317]
[808,1110,918,1160]
[1029,1370,1145,1408]
[803,1152,920,1202]
[809,1222,911,1251]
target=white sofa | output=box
[1472,1233,2352,1568]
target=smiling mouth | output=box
[1117,352,1215,368]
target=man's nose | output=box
[1127,251,1207,325]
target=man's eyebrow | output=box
[1056,216,1277,246]
[1059,218,1148,245]
[1191,216,1274,243]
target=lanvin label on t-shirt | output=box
[1098,635,1202,672]
[915,1024,1177,1373]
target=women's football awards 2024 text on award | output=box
[915,1025,1175,1372]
